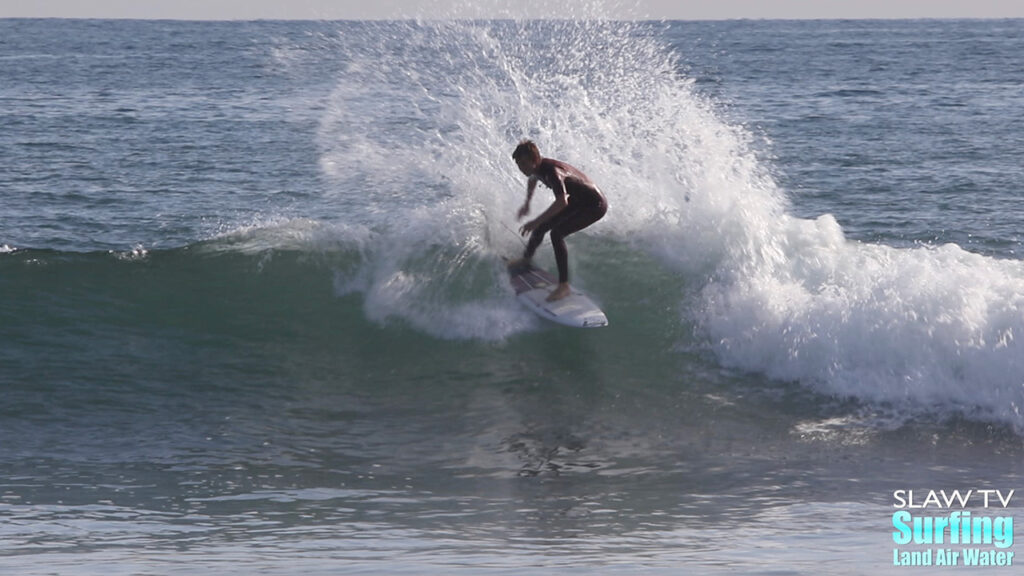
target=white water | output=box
[311,19,1024,430]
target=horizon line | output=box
[3,15,1024,22]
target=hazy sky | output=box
[2,0,1023,20]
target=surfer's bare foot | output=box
[546,283,571,302]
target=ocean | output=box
[2,16,1023,575]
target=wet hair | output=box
[512,139,541,163]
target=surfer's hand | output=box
[519,220,538,236]
[516,204,530,220]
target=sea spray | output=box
[315,20,678,338]
[314,18,1024,429]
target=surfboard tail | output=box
[508,261,608,328]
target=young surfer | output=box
[510,140,608,302]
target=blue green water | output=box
[2,18,1023,574]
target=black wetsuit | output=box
[523,158,608,284]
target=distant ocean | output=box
[2,17,1022,575]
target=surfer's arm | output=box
[517,176,538,220]
[520,180,568,236]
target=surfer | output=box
[509,140,608,302]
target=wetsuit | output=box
[522,158,608,284]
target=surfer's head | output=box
[512,139,541,176]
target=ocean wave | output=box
[8,18,1021,433]
[308,19,1024,431]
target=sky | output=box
[1,0,1023,20]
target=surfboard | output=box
[507,261,608,328]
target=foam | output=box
[311,19,1024,429]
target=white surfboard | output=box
[508,262,608,328]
